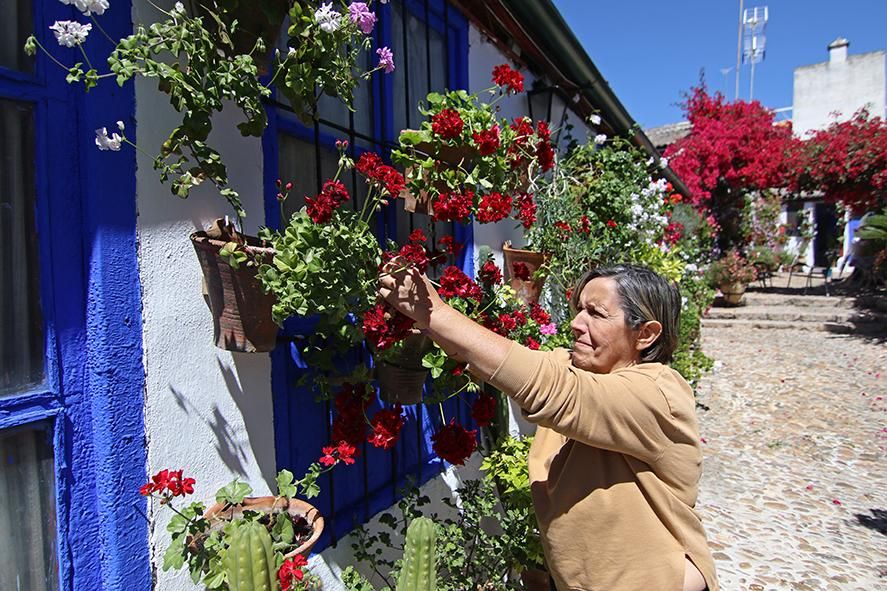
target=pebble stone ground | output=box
[694,323,887,590]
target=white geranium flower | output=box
[60,0,109,16]
[659,156,669,169]
[685,263,698,273]
[95,127,123,151]
[174,2,185,14]
[593,134,607,145]
[50,20,92,47]
[589,114,601,126]
[116,120,125,131]
[315,3,341,33]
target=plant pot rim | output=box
[502,241,549,257]
[202,495,324,558]
[190,230,276,257]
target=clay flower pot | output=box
[203,496,324,558]
[375,333,434,405]
[503,242,549,305]
[719,281,748,306]
[190,222,278,352]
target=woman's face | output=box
[569,277,640,374]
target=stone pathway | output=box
[695,307,887,590]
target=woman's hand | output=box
[377,260,446,330]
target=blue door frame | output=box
[0,1,150,589]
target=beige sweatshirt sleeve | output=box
[487,343,674,463]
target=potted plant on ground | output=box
[707,249,758,306]
[140,442,360,590]
[26,0,395,351]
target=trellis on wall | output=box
[265,0,473,550]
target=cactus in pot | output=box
[224,521,278,591]
[396,517,437,591]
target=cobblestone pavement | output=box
[694,325,887,590]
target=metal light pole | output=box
[742,6,768,100]
[735,0,744,100]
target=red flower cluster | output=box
[355,151,407,197]
[472,125,501,156]
[408,229,427,243]
[431,108,464,140]
[606,219,618,229]
[437,235,463,257]
[554,220,571,237]
[508,117,535,170]
[433,190,474,222]
[368,404,405,450]
[526,336,541,350]
[383,241,430,274]
[432,419,478,465]
[536,121,555,172]
[278,555,308,591]
[478,260,502,286]
[514,192,537,229]
[664,221,684,245]
[319,441,358,467]
[511,262,531,281]
[306,180,349,223]
[579,215,591,235]
[529,303,551,325]
[139,469,195,498]
[475,192,513,223]
[362,303,415,351]
[332,383,370,449]
[471,393,497,427]
[492,64,524,94]
[438,265,483,301]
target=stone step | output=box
[702,317,886,335]
[705,306,853,323]
[740,292,856,309]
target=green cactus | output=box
[224,520,278,591]
[396,517,437,591]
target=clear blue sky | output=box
[552,0,887,129]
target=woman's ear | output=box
[635,320,663,352]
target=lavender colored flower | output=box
[348,2,376,35]
[376,46,394,74]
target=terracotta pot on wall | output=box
[190,222,278,352]
[719,281,748,306]
[400,134,478,216]
[202,496,324,558]
[502,241,549,305]
[375,333,433,405]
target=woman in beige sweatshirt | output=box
[378,263,718,591]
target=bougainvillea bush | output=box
[664,86,798,251]
[790,108,887,215]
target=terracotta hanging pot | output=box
[719,281,748,306]
[375,333,434,405]
[190,220,278,352]
[200,496,324,558]
[401,133,478,216]
[502,241,549,305]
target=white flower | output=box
[60,0,109,16]
[593,134,607,145]
[50,20,92,47]
[116,120,125,131]
[174,1,185,14]
[589,114,601,126]
[315,3,341,33]
[95,127,123,151]
[646,156,655,166]
[685,263,698,273]
[288,47,297,57]
[659,156,669,169]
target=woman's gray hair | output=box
[570,264,681,363]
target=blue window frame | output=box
[0,2,149,589]
[265,0,472,551]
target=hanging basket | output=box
[400,133,478,216]
[190,222,278,352]
[200,496,324,558]
[503,242,549,305]
[375,334,434,404]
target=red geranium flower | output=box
[383,241,430,274]
[408,228,427,243]
[305,180,350,223]
[535,121,555,171]
[319,441,358,467]
[512,262,531,281]
[475,192,513,224]
[432,419,478,465]
[478,260,502,286]
[437,235,463,257]
[355,152,383,176]
[278,555,308,591]
[472,125,501,156]
[514,192,537,229]
[367,404,405,450]
[431,108,464,139]
[438,266,483,301]
[433,190,474,222]
[525,337,541,350]
[471,393,497,427]
[355,152,406,198]
[140,469,195,498]
[331,383,370,450]
[606,219,618,229]
[579,215,591,235]
[362,303,415,351]
[498,313,517,332]
[529,303,551,325]
[554,220,571,236]
[491,64,524,94]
